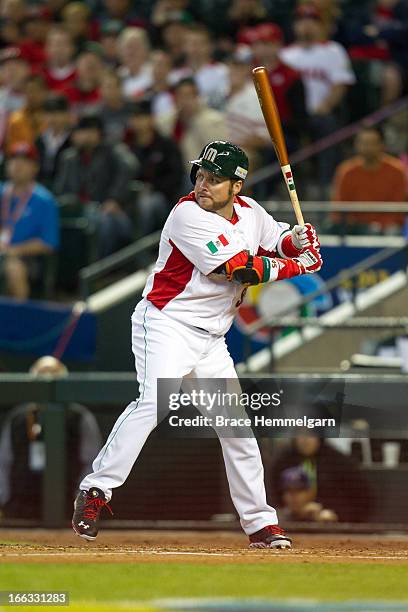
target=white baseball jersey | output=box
[280,41,355,113]
[143,192,289,335]
[171,63,230,109]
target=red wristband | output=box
[281,233,302,258]
[274,257,303,280]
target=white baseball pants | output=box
[80,298,278,535]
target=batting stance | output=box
[72,141,322,549]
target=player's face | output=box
[195,168,242,214]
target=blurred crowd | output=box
[0,0,407,298]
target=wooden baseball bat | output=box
[252,66,304,226]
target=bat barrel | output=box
[252,66,289,167]
[252,66,304,225]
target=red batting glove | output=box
[294,246,323,273]
[272,246,323,280]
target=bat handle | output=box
[281,163,304,226]
[289,190,304,226]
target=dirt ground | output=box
[1,529,408,564]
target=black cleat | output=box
[72,487,112,541]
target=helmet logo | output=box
[203,147,218,163]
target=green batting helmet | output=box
[190,141,249,184]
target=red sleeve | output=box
[257,246,276,257]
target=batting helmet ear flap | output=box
[190,162,200,185]
[190,144,207,184]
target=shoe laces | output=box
[264,525,285,536]
[83,495,113,520]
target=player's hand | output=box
[291,223,320,252]
[294,246,323,274]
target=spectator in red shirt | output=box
[226,0,268,40]
[19,5,51,69]
[246,22,307,149]
[43,26,77,94]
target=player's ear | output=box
[232,180,243,196]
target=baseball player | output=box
[72,141,322,549]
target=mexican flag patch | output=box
[285,170,296,191]
[206,234,229,254]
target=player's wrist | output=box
[294,248,323,274]
[272,257,303,280]
[287,232,303,256]
[253,256,300,283]
[277,230,302,258]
